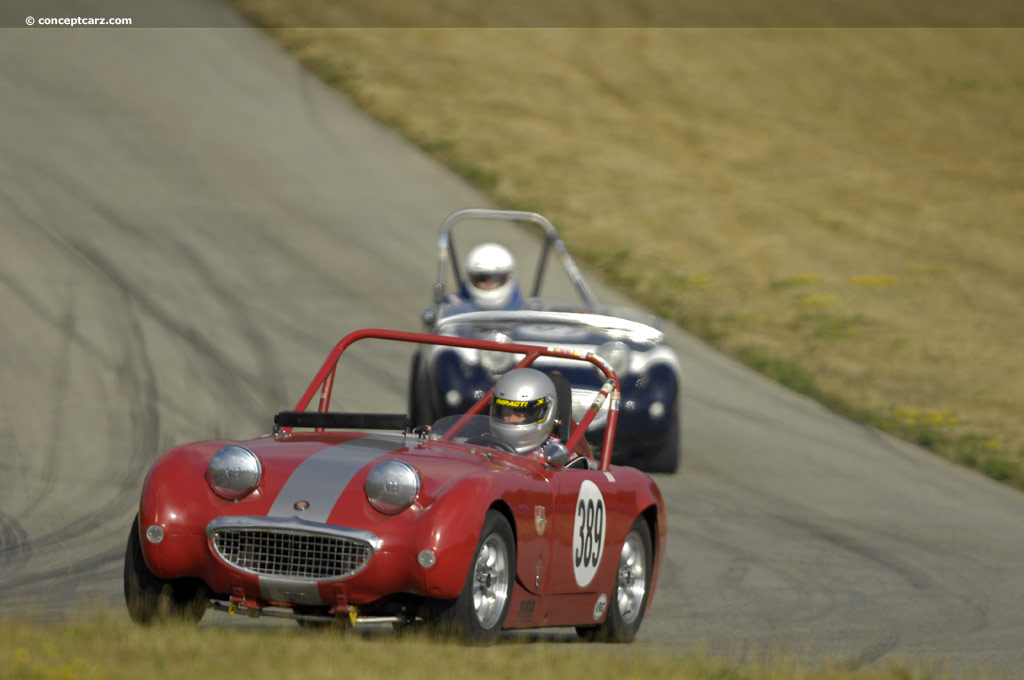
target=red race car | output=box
[125,329,666,641]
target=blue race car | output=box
[409,209,682,473]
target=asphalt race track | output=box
[2,10,1024,673]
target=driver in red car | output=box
[489,368,572,465]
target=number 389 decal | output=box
[572,480,606,587]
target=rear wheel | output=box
[429,510,515,641]
[577,517,652,643]
[123,515,208,624]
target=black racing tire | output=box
[645,411,681,474]
[576,517,652,643]
[408,350,442,429]
[428,510,515,642]
[123,515,208,625]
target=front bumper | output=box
[142,515,428,608]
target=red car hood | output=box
[146,431,539,534]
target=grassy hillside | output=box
[225,5,1024,488]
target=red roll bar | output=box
[290,328,620,472]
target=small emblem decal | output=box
[517,599,536,624]
[593,594,608,620]
[534,505,547,536]
[293,500,310,511]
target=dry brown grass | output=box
[226,3,1024,487]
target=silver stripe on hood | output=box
[267,436,406,524]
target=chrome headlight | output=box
[365,460,420,515]
[596,341,632,377]
[480,349,519,377]
[207,445,262,501]
[479,331,520,377]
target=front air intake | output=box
[210,527,372,580]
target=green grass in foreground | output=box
[0,615,991,680]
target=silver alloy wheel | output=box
[616,530,647,625]
[472,533,510,629]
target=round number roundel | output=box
[572,480,606,587]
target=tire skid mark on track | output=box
[0,373,154,611]
[9,147,413,413]
[0,224,163,591]
[10,147,373,311]
[0,184,121,371]
[0,291,160,584]
[775,514,991,637]
[166,237,288,412]
[29,291,78,510]
[0,512,31,576]
[668,523,842,626]
[779,515,935,590]
[66,235,268,420]
[843,633,901,671]
[0,267,114,375]
[1,158,375,591]
[675,464,993,640]
[211,200,382,309]
[0,180,146,596]
[2,156,280,421]
[688,461,927,592]
[0,545,123,592]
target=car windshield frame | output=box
[432,208,600,310]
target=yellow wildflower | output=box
[850,275,900,289]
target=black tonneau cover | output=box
[274,411,410,432]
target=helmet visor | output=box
[469,271,510,290]
[491,396,549,425]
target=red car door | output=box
[548,468,620,595]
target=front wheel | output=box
[577,517,652,643]
[428,510,515,641]
[124,515,208,624]
[645,411,680,474]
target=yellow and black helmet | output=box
[489,368,556,454]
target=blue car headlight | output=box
[207,445,262,501]
[365,460,420,515]
[480,349,519,378]
[596,341,632,377]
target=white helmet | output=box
[490,368,556,454]
[464,243,516,310]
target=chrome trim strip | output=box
[435,310,663,345]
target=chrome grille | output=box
[211,527,372,580]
